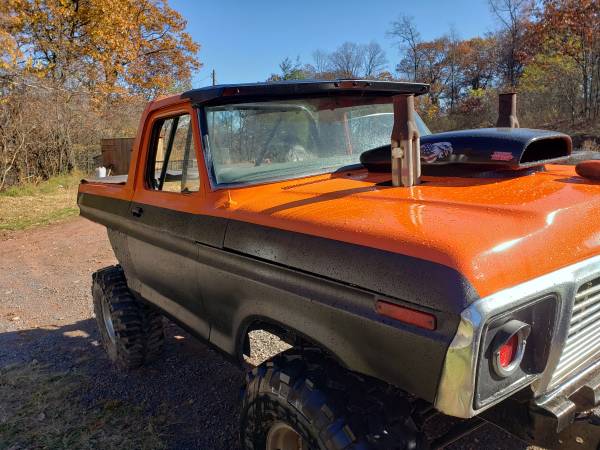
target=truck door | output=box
[127,107,218,340]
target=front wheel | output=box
[240,348,426,450]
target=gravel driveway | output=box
[0,217,594,449]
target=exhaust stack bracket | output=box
[497,92,520,128]
[391,94,421,187]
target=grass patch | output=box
[0,172,82,231]
[0,362,166,449]
[1,172,82,198]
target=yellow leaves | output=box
[468,88,485,99]
[4,0,201,99]
[415,96,440,121]
[0,31,19,72]
[520,52,578,93]
[0,2,23,72]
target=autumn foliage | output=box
[270,0,599,137]
[385,0,599,131]
[3,0,199,97]
[0,0,200,188]
[527,0,600,121]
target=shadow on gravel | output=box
[0,318,244,449]
[0,318,536,450]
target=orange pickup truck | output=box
[78,80,600,449]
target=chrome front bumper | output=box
[434,254,600,419]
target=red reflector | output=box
[499,334,519,367]
[375,300,436,330]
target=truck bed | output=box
[81,175,128,185]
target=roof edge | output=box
[181,79,429,104]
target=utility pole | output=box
[211,69,216,86]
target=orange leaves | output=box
[527,0,600,119]
[4,0,201,99]
[457,37,497,91]
[531,0,600,60]
[0,1,25,72]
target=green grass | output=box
[1,172,82,198]
[0,206,80,231]
[0,172,82,232]
[0,362,166,449]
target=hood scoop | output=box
[361,128,572,172]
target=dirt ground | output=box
[0,217,595,449]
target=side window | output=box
[147,113,200,192]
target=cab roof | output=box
[181,79,429,105]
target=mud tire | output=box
[92,265,164,369]
[240,348,426,450]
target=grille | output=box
[551,276,600,387]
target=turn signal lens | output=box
[375,300,436,330]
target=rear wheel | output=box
[92,265,164,369]
[240,348,426,450]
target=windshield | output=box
[204,96,431,186]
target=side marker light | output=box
[375,300,436,331]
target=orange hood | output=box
[211,164,600,298]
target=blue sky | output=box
[169,0,498,87]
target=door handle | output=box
[131,206,143,217]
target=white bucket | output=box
[95,166,107,178]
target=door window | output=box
[147,114,200,192]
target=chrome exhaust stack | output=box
[497,92,520,128]
[391,94,421,187]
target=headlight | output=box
[475,295,557,409]
[491,320,531,378]
[435,255,600,419]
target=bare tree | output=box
[387,15,422,81]
[312,50,331,75]
[444,27,462,112]
[0,75,145,189]
[488,0,533,87]
[363,42,388,78]
[329,42,366,78]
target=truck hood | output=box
[214,164,600,298]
